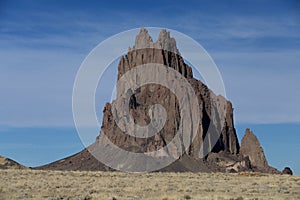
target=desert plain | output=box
[0,169,299,200]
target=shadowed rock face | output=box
[36,28,281,173]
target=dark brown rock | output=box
[240,128,280,173]
[240,128,268,170]
[282,167,293,175]
[35,149,112,171]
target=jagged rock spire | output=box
[133,28,154,49]
[154,28,178,54]
[133,28,179,54]
[240,128,268,170]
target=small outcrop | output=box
[282,167,293,175]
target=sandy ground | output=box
[0,169,299,200]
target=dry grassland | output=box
[0,169,299,200]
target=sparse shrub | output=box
[184,194,191,199]
[84,195,92,200]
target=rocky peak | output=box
[119,29,193,80]
[240,128,268,170]
[133,28,154,49]
[132,28,178,54]
[154,29,178,54]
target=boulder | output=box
[282,167,293,175]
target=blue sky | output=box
[0,0,299,174]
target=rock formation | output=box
[101,28,239,161]
[37,28,281,173]
[240,128,268,170]
[240,128,280,173]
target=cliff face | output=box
[98,28,239,161]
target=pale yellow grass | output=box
[0,157,6,165]
[0,169,299,200]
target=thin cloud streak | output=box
[0,2,299,126]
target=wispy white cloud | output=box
[175,14,300,44]
[213,51,300,124]
[0,3,299,126]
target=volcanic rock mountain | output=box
[37,28,279,173]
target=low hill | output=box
[0,155,27,170]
